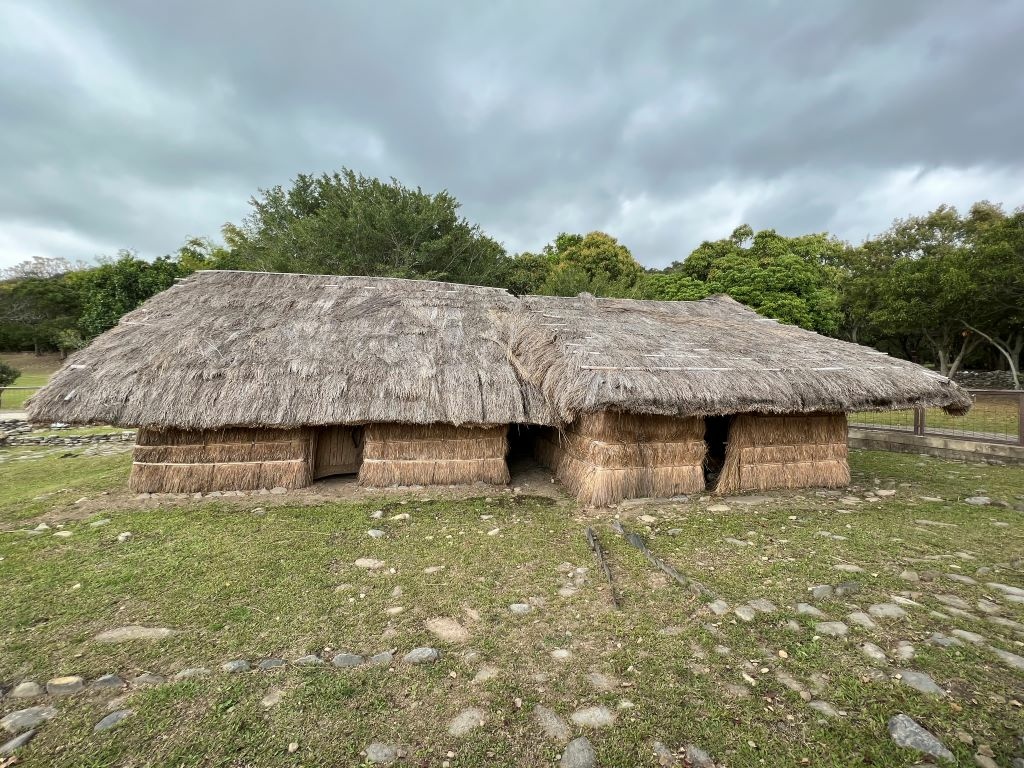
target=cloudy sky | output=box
[2,1,1023,270]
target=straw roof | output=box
[29,273,971,428]
[509,293,972,421]
[29,271,553,429]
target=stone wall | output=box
[954,370,1018,390]
[0,418,135,447]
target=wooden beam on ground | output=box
[585,526,620,609]
[610,520,717,600]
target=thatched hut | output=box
[27,272,551,492]
[28,272,970,503]
[510,293,970,502]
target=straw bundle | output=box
[536,411,706,506]
[129,427,313,492]
[359,424,510,486]
[715,413,850,495]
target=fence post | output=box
[1018,392,1024,447]
[913,407,926,436]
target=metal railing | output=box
[849,389,1024,446]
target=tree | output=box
[77,251,185,338]
[222,169,507,285]
[0,360,19,409]
[0,268,84,353]
[666,226,844,334]
[635,272,710,301]
[529,231,644,297]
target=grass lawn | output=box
[0,352,63,412]
[1,446,1023,766]
[850,395,1021,442]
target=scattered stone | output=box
[976,598,1002,615]
[652,740,674,766]
[261,688,285,708]
[354,558,385,569]
[810,584,833,600]
[402,647,439,664]
[94,625,177,643]
[895,669,944,697]
[894,641,916,661]
[748,598,777,613]
[222,660,250,673]
[867,603,907,619]
[534,705,571,743]
[934,593,973,611]
[734,605,757,622]
[775,670,811,701]
[9,682,43,699]
[332,653,364,668]
[367,529,386,539]
[257,658,286,671]
[707,504,730,512]
[90,518,110,527]
[46,676,84,696]
[425,617,470,643]
[551,649,572,661]
[132,673,165,685]
[684,744,715,768]
[560,736,597,768]
[0,729,37,755]
[928,632,963,648]
[990,647,1024,671]
[876,489,896,497]
[91,674,125,689]
[815,621,848,637]
[987,582,1024,598]
[117,532,133,543]
[638,514,657,524]
[915,519,957,528]
[53,530,73,538]
[835,581,861,597]
[423,565,445,574]
[808,700,843,718]
[173,667,210,681]
[950,629,986,645]
[796,603,826,618]
[473,665,499,683]
[724,537,751,547]
[1,706,57,734]
[570,705,616,728]
[834,563,865,573]
[859,642,888,663]
[889,595,921,608]
[586,672,618,691]
[975,754,999,768]
[964,496,991,506]
[369,651,395,666]
[946,573,978,585]
[509,603,533,615]
[364,742,399,765]
[887,713,954,761]
[899,570,920,582]
[448,707,487,736]
[707,599,730,616]
[93,709,132,733]
[847,612,877,629]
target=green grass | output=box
[0,352,62,411]
[850,397,1020,440]
[1,447,1023,766]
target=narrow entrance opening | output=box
[507,424,544,461]
[313,426,363,479]
[703,415,732,490]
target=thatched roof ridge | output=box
[28,271,554,429]
[509,292,972,421]
[28,272,971,429]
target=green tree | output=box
[77,251,185,338]
[635,272,710,301]
[531,231,644,297]
[222,169,506,284]
[666,226,844,334]
[0,266,84,353]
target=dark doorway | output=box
[507,424,544,461]
[703,416,732,490]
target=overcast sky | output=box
[2,1,1023,271]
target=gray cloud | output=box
[1,0,1022,270]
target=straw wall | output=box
[359,423,510,486]
[715,413,849,495]
[129,427,313,493]
[535,411,706,507]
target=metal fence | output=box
[849,389,1024,446]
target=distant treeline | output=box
[1,169,1021,386]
